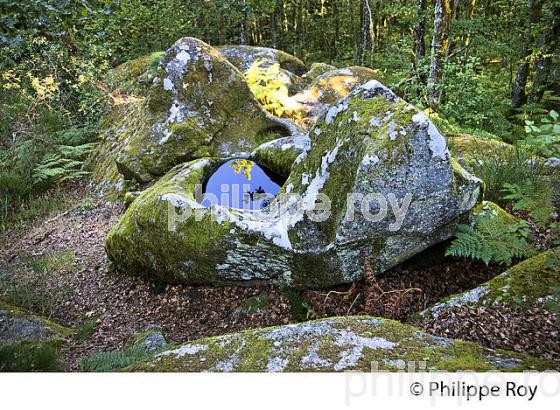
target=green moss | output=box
[108,51,165,97]
[469,201,519,225]
[252,144,298,177]
[105,158,261,284]
[126,316,557,372]
[303,63,337,81]
[422,249,560,318]
[484,249,560,305]
[447,134,516,174]
[147,86,172,114]
[232,292,271,318]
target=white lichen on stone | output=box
[158,343,207,358]
[300,341,332,369]
[411,111,450,159]
[425,286,490,318]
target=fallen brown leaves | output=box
[421,304,560,361]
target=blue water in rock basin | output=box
[200,159,284,210]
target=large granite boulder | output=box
[89,38,291,197]
[106,80,481,287]
[126,316,556,372]
[0,300,71,371]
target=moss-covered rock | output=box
[126,316,556,372]
[420,250,560,322]
[302,62,337,81]
[468,200,520,225]
[89,38,292,197]
[106,51,165,97]
[447,134,515,174]
[307,66,384,105]
[0,299,71,371]
[124,325,168,354]
[250,119,309,177]
[291,66,384,123]
[105,157,294,284]
[280,80,482,281]
[217,45,307,75]
[106,80,481,287]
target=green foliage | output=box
[471,146,554,223]
[281,289,317,322]
[245,60,288,117]
[521,110,560,158]
[0,124,97,227]
[32,142,96,186]
[446,212,535,266]
[437,57,513,136]
[502,181,554,225]
[78,345,150,372]
[0,189,70,233]
[74,318,98,342]
[0,342,62,372]
[0,250,75,316]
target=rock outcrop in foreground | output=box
[127,316,556,372]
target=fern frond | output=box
[446,212,534,266]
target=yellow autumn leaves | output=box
[2,71,58,100]
[229,159,254,181]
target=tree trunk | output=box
[360,0,368,65]
[240,0,248,45]
[462,0,477,64]
[332,0,339,61]
[296,0,306,57]
[364,0,375,67]
[414,0,427,70]
[530,5,559,102]
[427,0,454,110]
[511,0,545,109]
[350,0,360,64]
[271,0,278,49]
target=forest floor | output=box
[0,182,558,370]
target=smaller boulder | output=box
[302,62,337,81]
[230,292,271,319]
[0,300,71,371]
[292,66,383,122]
[447,134,515,174]
[125,325,168,354]
[420,249,560,320]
